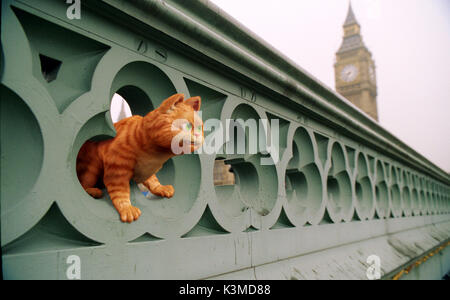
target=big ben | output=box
[335,2,378,121]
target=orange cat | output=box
[76,93,203,223]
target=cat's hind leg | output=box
[76,148,103,198]
[143,174,174,198]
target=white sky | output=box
[209,0,450,173]
[111,94,131,122]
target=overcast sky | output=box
[209,0,450,173]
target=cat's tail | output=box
[85,187,103,198]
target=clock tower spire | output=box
[334,2,378,121]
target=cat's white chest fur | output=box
[133,153,163,183]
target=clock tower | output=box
[335,3,378,121]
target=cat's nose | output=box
[194,132,201,137]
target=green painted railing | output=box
[1,0,450,279]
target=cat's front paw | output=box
[151,185,175,198]
[114,202,142,223]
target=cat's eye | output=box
[182,123,192,131]
[196,125,202,132]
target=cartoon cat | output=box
[76,93,203,223]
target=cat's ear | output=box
[159,93,185,114]
[184,96,201,111]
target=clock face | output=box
[369,65,375,82]
[340,64,359,82]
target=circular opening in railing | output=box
[375,161,385,182]
[441,194,446,213]
[436,193,441,214]
[419,190,426,214]
[76,86,153,184]
[436,193,442,214]
[402,187,412,216]
[444,196,448,213]
[110,88,201,221]
[436,189,441,213]
[436,194,442,214]
[0,85,44,209]
[355,154,374,220]
[411,188,420,216]
[374,161,388,218]
[284,127,322,225]
[431,193,437,214]
[402,170,410,187]
[355,177,372,212]
[326,172,352,221]
[443,196,446,213]
[446,196,450,213]
[326,143,352,222]
[137,153,201,220]
[74,114,119,221]
[228,103,264,154]
[112,85,154,117]
[375,182,389,218]
[212,103,278,222]
[75,88,151,220]
[286,171,308,211]
[437,194,442,214]
[390,184,401,217]
[214,156,259,217]
[420,178,427,192]
[110,61,177,109]
[75,82,202,228]
[286,164,322,223]
[442,195,446,213]
[390,165,398,185]
[425,191,432,214]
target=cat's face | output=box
[170,108,204,153]
[145,94,204,154]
